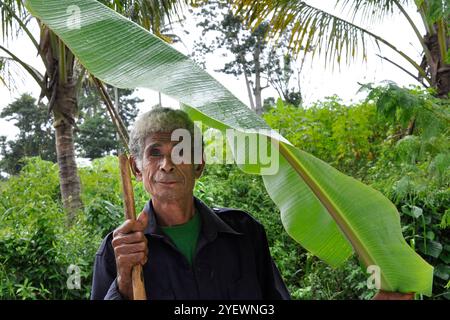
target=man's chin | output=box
[152,190,185,202]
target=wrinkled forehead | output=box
[144,131,183,148]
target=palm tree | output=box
[0,0,187,222]
[232,0,450,97]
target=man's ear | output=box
[130,155,143,181]
[194,157,205,179]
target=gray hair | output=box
[129,107,201,164]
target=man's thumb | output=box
[136,210,149,229]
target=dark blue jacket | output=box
[91,197,291,300]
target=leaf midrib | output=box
[278,141,391,289]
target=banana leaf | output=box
[25,0,433,295]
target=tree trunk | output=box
[53,81,83,222]
[436,66,450,98]
[239,51,255,111]
[243,70,255,110]
[253,42,263,115]
[406,117,416,136]
[42,27,83,223]
[424,31,450,97]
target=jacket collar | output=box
[143,196,242,240]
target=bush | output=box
[263,87,449,299]
[195,164,375,299]
[0,158,100,299]
[0,86,447,299]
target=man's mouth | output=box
[157,180,180,185]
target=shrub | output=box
[195,164,375,299]
[0,158,100,299]
[0,86,447,299]
[263,87,449,299]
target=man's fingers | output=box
[112,231,146,247]
[136,210,149,230]
[113,211,148,236]
[113,209,149,283]
[117,252,147,267]
[114,242,148,256]
[113,219,134,236]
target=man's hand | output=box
[112,210,149,300]
[372,290,415,300]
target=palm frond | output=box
[335,0,410,25]
[0,0,28,41]
[336,0,431,61]
[0,46,44,90]
[0,56,13,89]
[232,0,430,83]
[0,55,36,91]
[0,0,40,53]
[0,75,6,87]
[103,0,189,38]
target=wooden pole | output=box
[118,154,147,300]
[92,77,129,151]
[93,76,146,300]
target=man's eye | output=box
[149,149,161,156]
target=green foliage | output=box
[0,158,100,299]
[0,86,142,178]
[0,94,56,175]
[264,96,388,177]
[362,82,449,140]
[0,84,447,299]
[195,163,373,299]
[191,0,302,111]
[263,85,449,299]
[289,255,375,300]
[79,156,149,238]
[76,85,142,159]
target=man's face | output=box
[134,132,203,202]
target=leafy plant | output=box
[1,83,447,298]
[263,86,449,299]
[24,0,434,295]
[0,158,100,299]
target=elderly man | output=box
[91,107,290,300]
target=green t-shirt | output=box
[160,211,201,266]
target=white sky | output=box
[0,1,425,141]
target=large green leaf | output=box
[25,0,433,295]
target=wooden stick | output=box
[92,77,130,152]
[118,154,147,300]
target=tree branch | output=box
[92,77,130,152]
[393,0,433,72]
[235,0,432,87]
[0,0,40,52]
[0,45,45,91]
[376,54,429,88]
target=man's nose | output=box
[160,154,175,172]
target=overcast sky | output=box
[0,1,425,141]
